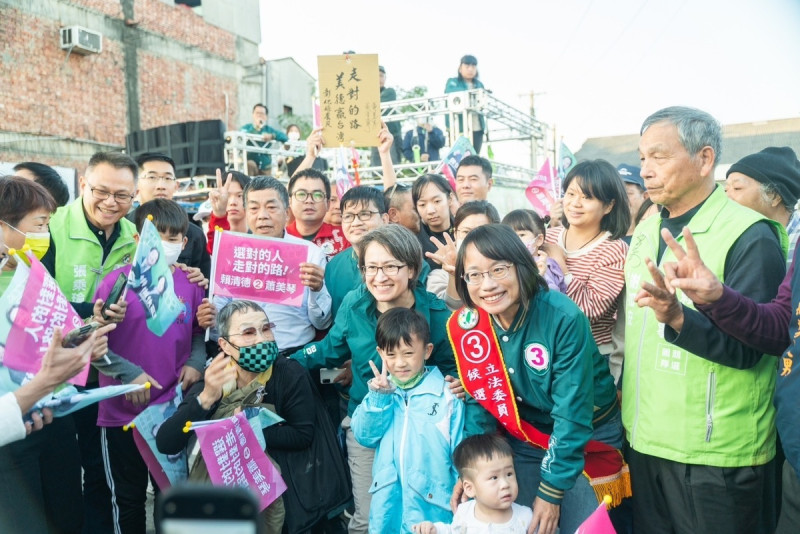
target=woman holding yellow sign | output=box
[448,224,628,534]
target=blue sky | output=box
[260,0,800,153]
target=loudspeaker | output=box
[126,120,225,178]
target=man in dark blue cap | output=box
[617,163,648,240]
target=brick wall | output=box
[138,51,238,131]
[0,0,247,164]
[0,7,128,144]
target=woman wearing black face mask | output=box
[156,300,351,534]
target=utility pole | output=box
[519,90,546,169]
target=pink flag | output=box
[3,251,88,384]
[525,158,557,217]
[195,412,287,512]
[574,498,616,534]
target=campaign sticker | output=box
[457,308,479,329]
[524,343,550,374]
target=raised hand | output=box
[209,169,233,218]
[198,353,237,409]
[634,258,684,331]
[660,227,723,306]
[425,232,457,274]
[368,358,390,391]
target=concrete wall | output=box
[264,58,317,131]
[0,0,261,173]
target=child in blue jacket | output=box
[351,307,464,533]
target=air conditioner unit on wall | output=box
[60,26,102,55]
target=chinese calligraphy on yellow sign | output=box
[317,54,381,147]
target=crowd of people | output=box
[1,96,800,534]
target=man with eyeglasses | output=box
[127,153,211,279]
[44,151,140,533]
[285,169,350,260]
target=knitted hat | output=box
[616,164,644,190]
[727,147,800,207]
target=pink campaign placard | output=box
[211,231,309,308]
[4,254,88,384]
[195,412,287,512]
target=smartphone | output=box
[157,485,259,534]
[61,322,101,348]
[320,368,343,384]
[101,272,128,320]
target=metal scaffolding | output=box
[223,89,550,188]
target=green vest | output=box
[622,187,786,467]
[49,199,137,306]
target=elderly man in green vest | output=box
[623,106,787,534]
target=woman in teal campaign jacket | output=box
[452,224,623,534]
[290,224,457,533]
[444,54,486,153]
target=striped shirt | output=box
[545,226,628,346]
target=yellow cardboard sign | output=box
[317,54,381,147]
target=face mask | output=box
[2,222,50,260]
[523,239,538,256]
[25,232,50,260]
[288,131,300,142]
[233,339,279,373]
[161,240,183,265]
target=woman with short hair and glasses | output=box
[156,300,350,534]
[290,224,458,534]
[449,224,627,534]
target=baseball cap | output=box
[617,164,644,189]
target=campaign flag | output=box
[436,135,477,191]
[557,141,577,196]
[210,230,309,308]
[195,411,287,512]
[574,496,616,534]
[131,385,188,490]
[525,158,557,217]
[334,147,355,198]
[1,251,87,384]
[26,381,145,418]
[127,219,183,337]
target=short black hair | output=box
[457,155,492,180]
[136,152,176,171]
[134,198,189,237]
[245,175,288,208]
[453,434,513,480]
[253,103,268,114]
[411,174,454,207]
[454,200,500,229]
[341,186,386,214]
[87,151,138,182]
[383,183,411,211]
[455,224,547,314]
[288,168,331,200]
[0,175,57,226]
[376,307,430,351]
[13,162,70,207]
[227,170,251,192]
[561,160,631,240]
[502,209,547,238]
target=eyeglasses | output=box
[87,183,135,204]
[462,264,514,285]
[361,264,407,277]
[141,173,176,182]
[292,190,326,203]
[342,210,380,224]
[226,322,276,342]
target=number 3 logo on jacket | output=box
[524,343,550,374]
